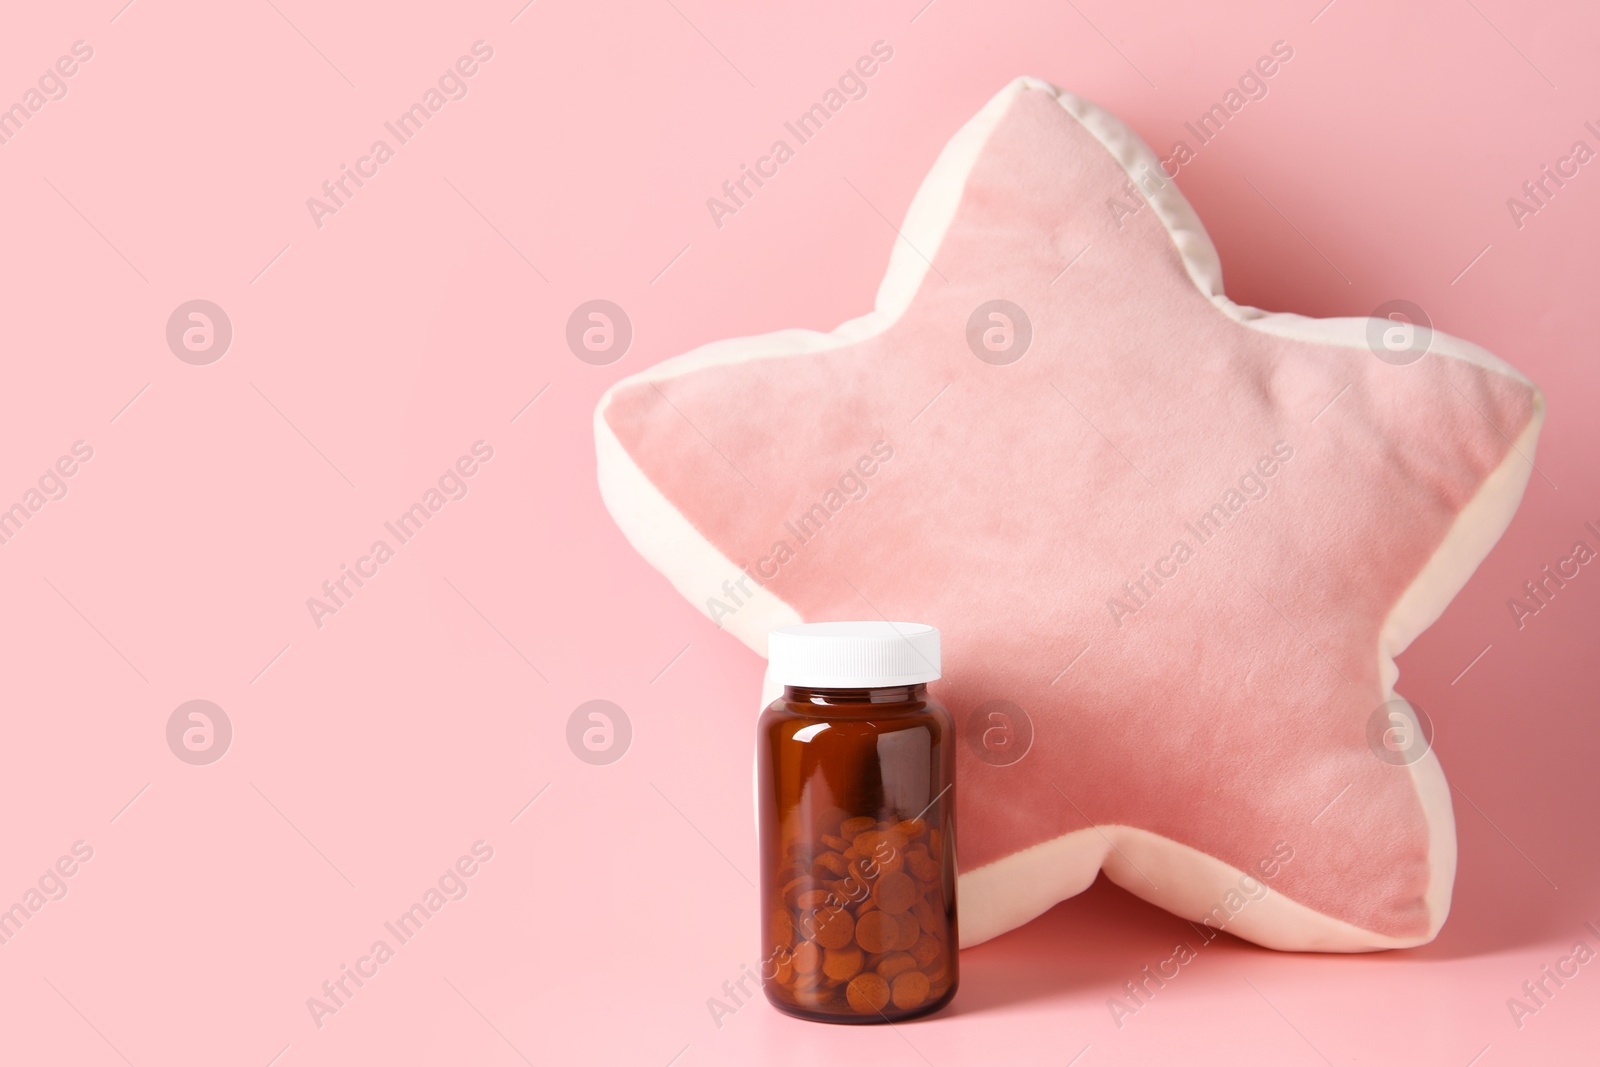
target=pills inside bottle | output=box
[757,622,958,1023]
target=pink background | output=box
[0,1,1595,1065]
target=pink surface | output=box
[604,83,1538,944]
[0,3,1594,1066]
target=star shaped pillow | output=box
[594,78,1543,951]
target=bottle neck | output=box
[783,683,929,707]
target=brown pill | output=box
[796,889,834,910]
[853,910,899,954]
[908,853,941,881]
[809,906,856,949]
[822,945,864,981]
[867,848,906,876]
[911,933,941,968]
[812,852,849,878]
[876,952,917,980]
[891,970,931,1009]
[834,877,870,906]
[793,972,826,997]
[912,897,939,933]
[892,912,921,952]
[840,815,877,837]
[855,829,909,855]
[894,818,927,839]
[873,871,917,914]
[772,956,795,985]
[853,854,902,890]
[846,972,891,1014]
[821,834,851,852]
[791,941,821,974]
[779,857,811,879]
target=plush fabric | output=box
[593,78,1543,951]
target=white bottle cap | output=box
[768,622,941,689]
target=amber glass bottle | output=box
[757,622,957,1023]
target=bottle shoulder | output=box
[758,695,952,732]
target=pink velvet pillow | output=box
[594,78,1543,951]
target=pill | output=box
[855,829,909,855]
[876,952,917,979]
[821,834,851,851]
[846,972,891,1014]
[792,940,821,974]
[853,910,898,954]
[811,905,856,949]
[865,848,905,876]
[834,877,870,905]
[778,859,811,881]
[812,852,849,878]
[908,853,941,881]
[892,912,921,952]
[822,945,864,981]
[793,972,826,995]
[894,818,927,839]
[796,889,834,910]
[873,871,916,914]
[911,933,941,968]
[891,970,931,1009]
